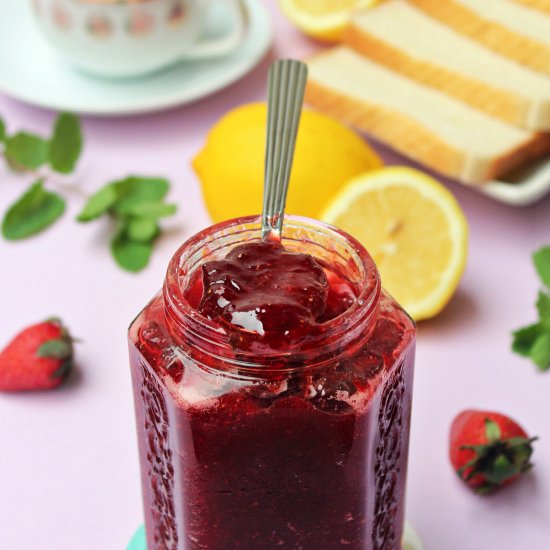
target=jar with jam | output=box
[128,215,416,549]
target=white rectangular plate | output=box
[479,155,550,206]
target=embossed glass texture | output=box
[128,217,416,550]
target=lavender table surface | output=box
[1,2,550,549]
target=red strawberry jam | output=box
[128,216,416,550]
[197,240,329,352]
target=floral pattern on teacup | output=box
[127,10,154,37]
[168,2,186,28]
[52,1,72,30]
[87,14,113,39]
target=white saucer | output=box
[0,0,271,116]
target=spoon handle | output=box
[262,59,308,240]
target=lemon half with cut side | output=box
[321,167,468,321]
[278,0,379,42]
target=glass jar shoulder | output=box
[366,288,416,360]
[128,288,415,414]
[128,292,183,381]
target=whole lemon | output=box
[193,103,382,223]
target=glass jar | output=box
[128,216,416,550]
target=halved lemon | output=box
[321,167,468,321]
[278,0,379,42]
[193,103,382,223]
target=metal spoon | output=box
[262,59,308,241]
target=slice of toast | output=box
[410,0,550,75]
[306,47,550,184]
[513,0,550,13]
[345,0,550,130]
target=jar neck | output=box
[162,216,381,374]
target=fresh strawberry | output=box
[450,410,537,494]
[0,318,75,391]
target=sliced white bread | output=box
[410,0,550,75]
[345,0,550,130]
[512,0,550,13]
[306,47,550,184]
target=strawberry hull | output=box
[128,216,416,550]
[449,409,536,493]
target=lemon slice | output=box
[321,167,468,321]
[278,0,379,42]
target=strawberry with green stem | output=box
[0,318,75,391]
[450,410,537,494]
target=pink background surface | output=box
[1,2,550,549]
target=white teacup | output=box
[30,0,249,78]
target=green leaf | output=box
[485,455,517,485]
[2,181,65,240]
[126,218,159,242]
[512,323,544,357]
[37,339,72,359]
[0,118,5,142]
[49,113,83,174]
[77,184,118,222]
[111,231,153,272]
[530,332,550,371]
[534,247,550,289]
[537,291,550,329]
[484,418,501,442]
[112,177,170,214]
[4,132,49,170]
[118,201,177,219]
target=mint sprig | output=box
[77,176,176,272]
[1,112,83,239]
[512,246,550,371]
[1,114,175,273]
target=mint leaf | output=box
[77,184,118,222]
[2,180,65,240]
[126,218,159,242]
[118,201,177,219]
[534,247,550,289]
[112,177,169,214]
[512,324,544,357]
[5,132,49,170]
[111,231,153,272]
[530,333,550,371]
[0,118,5,142]
[49,113,83,174]
[537,292,550,330]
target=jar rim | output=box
[163,215,381,368]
